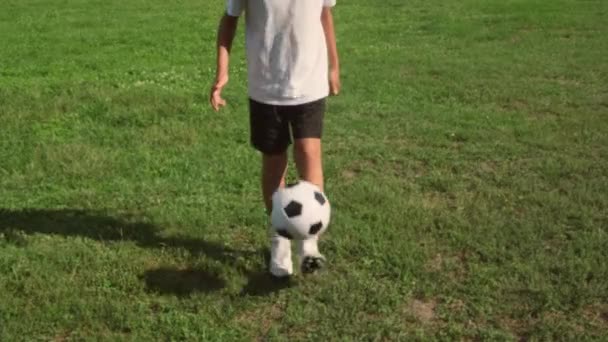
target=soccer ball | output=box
[271,180,331,240]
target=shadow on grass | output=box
[0,208,293,297]
[143,267,226,296]
[239,248,295,296]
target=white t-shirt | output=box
[226,0,336,105]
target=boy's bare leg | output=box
[293,138,323,191]
[262,151,292,277]
[262,152,288,212]
[293,138,326,273]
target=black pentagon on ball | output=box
[314,191,326,205]
[309,221,323,235]
[276,229,293,240]
[284,201,303,218]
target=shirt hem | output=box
[248,91,329,106]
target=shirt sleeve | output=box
[226,0,246,17]
[323,0,336,7]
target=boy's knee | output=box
[294,139,321,156]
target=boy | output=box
[210,0,340,277]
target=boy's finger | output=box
[330,85,339,96]
[211,96,226,111]
[211,97,220,111]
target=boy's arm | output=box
[210,14,239,111]
[321,7,340,96]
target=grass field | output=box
[1,0,607,340]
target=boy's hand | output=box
[329,68,341,96]
[210,77,228,111]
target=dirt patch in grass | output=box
[498,317,528,341]
[52,330,73,342]
[341,168,359,182]
[425,251,470,281]
[426,253,444,272]
[582,303,608,327]
[421,192,457,210]
[403,298,438,324]
[499,309,598,341]
[234,302,285,341]
[411,299,437,323]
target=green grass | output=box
[1,0,607,340]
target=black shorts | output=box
[249,97,326,155]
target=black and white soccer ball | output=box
[271,180,331,240]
